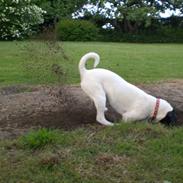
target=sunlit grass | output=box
[0,41,183,85]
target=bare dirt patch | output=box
[0,80,182,139]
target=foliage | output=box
[82,0,183,33]
[99,27,183,43]
[170,0,183,13]
[0,0,45,40]
[56,19,99,41]
[33,0,87,25]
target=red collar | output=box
[151,98,160,121]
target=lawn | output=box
[0,41,183,183]
[1,124,183,183]
[0,41,183,85]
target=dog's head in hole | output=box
[160,109,177,126]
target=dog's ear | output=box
[160,110,177,126]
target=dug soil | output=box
[0,80,182,139]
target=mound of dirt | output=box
[0,80,182,139]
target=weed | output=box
[19,128,59,150]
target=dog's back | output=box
[79,53,151,117]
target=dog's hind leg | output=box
[93,95,114,126]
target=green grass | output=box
[0,41,183,85]
[1,123,183,182]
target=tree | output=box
[0,0,45,40]
[172,0,183,14]
[33,0,88,26]
[82,0,183,33]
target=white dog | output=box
[79,52,176,126]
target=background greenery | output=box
[56,19,99,41]
[1,0,183,43]
[0,0,45,40]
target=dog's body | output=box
[79,52,176,126]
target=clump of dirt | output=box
[0,80,182,139]
[39,153,60,168]
[95,153,130,166]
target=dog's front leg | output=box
[81,82,113,126]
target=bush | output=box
[157,26,183,43]
[56,19,99,41]
[0,0,45,40]
[99,27,183,43]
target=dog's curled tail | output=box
[79,52,100,78]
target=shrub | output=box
[0,0,45,40]
[157,26,183,43]
[99,27,183,43]
[56,19,99,41]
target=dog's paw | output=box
[101,121,114,126]
[108,122,114,126]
